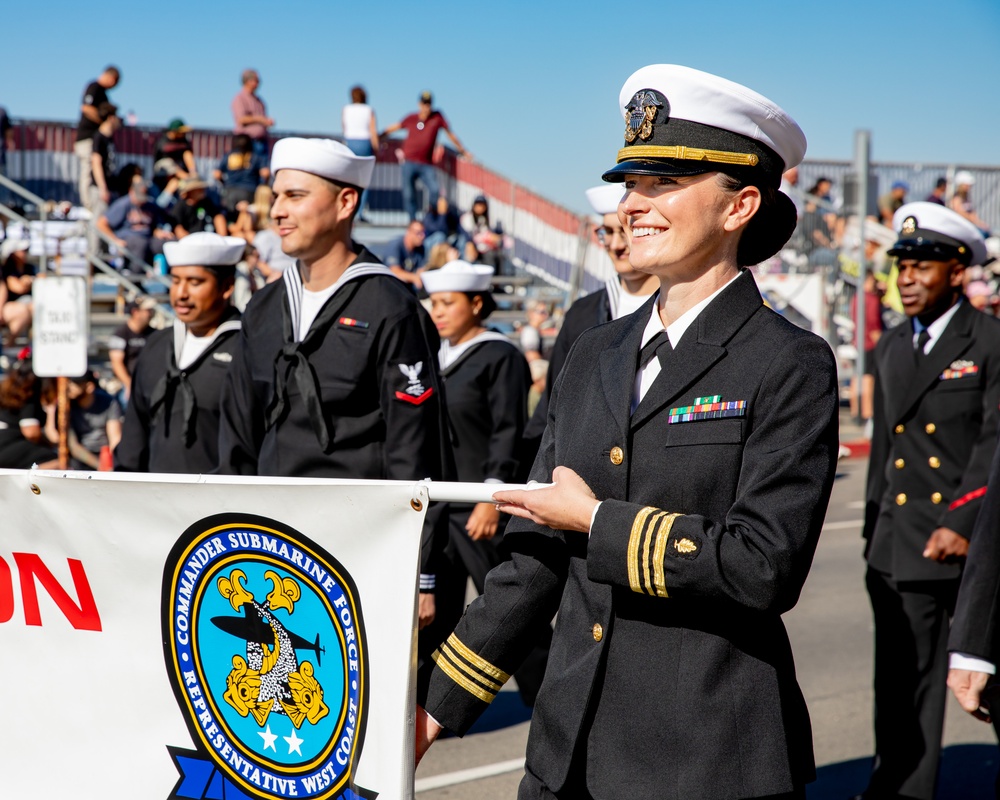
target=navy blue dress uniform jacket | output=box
[949,432,1000,663]
[864,300,1000,581]
[424,271,840,799]
[115,311,241,474]
[216,251,452,578]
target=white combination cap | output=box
[164,232,246,268]
[270,137,375,189]
[421,260,494,294]
[585,184,625,216]
[604,64,806,187]
[954,170,976,187]
[889,201,987,267]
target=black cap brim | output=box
[602,158,714,183]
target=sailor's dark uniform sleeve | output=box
[113,349,152,472]
[377,305,450,582]
[482,347,529,482]
[586,334,838,613]
[424,354,571,734]
[938,345,1000,538]
[217,321,264,475]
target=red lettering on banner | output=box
[9,553,102,631]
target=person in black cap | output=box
[417,64,838,800]
[858,201,1000,800]
[216,137,451,631]
[115,233,244,474]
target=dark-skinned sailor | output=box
[115,232,243,473]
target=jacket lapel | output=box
[630,271,762,430]
[599,297,650,437]
[892,302,975,422]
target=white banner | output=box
[0,470,430,800]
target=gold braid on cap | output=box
[618,145,759,167]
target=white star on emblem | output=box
[284,729,304,756]
[259,724,278,752]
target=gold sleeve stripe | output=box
[617,145,760,167]
[641,511,665,596]
[628,507,659,593]
[440,642,503,692]
[445,634,511,683]
[431,649,496,704]
[652,513,682,598]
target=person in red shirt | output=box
[850,268,884,423]
[381,91,471,221]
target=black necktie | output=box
[638,330,673,369]
[914,329,930,361]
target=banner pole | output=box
[420,480,551,504]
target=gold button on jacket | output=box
[894,424,905,434]
[592,623,604,642]
[931,492,943,504]
[610,447,624,466]
[894,459,905,469]
[896,493,907,506]
[925,423,936,434]
[929,457,941,469]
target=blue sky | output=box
[4,0,999,213]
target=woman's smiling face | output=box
[618,172,736,278]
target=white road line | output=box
[415,757,525,793]
[823,519,864,530]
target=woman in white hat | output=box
[419,65,839,800]
[950,170,991,236]
[419,260,546,702]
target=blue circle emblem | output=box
[162,515,367,800]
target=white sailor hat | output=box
[421,260,494,294]
[954,170,976,187]
[585,184,625,216]
[603,64,806,188]
[889,201,987,267]
[270,137,375,190]
[163,232,246,270]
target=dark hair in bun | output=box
[716,172,798,267]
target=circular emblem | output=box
[162,514,368,800]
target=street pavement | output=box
[415,411,999,798]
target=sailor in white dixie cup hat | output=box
[115,232,245,474]
[418,64,839,800]
[215,137,451,633]
[860,200,1000,800]
[418,260,547,705]
[522,183,659,468]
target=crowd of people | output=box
[3,62,1000,800]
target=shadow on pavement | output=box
[807,744,998,799]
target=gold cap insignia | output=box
[624,89,665,144]
[673,538,697,554]
[901,216,917,235]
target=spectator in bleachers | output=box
[250,217,296,281]
[878,180,909,226]
[425,241,461,272]
[966,280,992,311]
[925,177,948,206]
[802,178,837,267]
[152,119,197,210]
[74,66,120,207]
[98,175,175,267]
[0,105,13,178]
[107,295,157,405]
[519,301,550,363]
[213,133,268,220]
[1,239,33,345]
[171,178,228,238]
[951,171,992,236]
[229,184,273,242]
[341,86,379,220]
[0,350,57,469]
[89,102,120,214]
[527,357,548,418]
[423,196,466,251]
[385,219,427,289]
[460,195,505,274]
[231,69,273,158]
[381,90,471,221]
[47,370,122,470]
